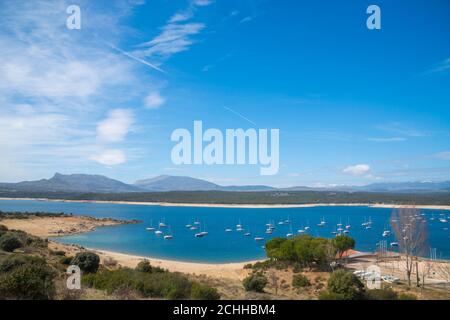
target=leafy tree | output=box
[243,272,268,293]
[325,270,365,300]
[265,237,287,259]
[71,252,100,273]
[331,235,355,259]
[0,234,23,252]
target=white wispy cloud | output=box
[0,0,148,179]
[343,164,371,175]
[90,149,126,166]
[240,16,253,24]
[367,137,406,142]
[424,57,450,74]
[135,23,205,60]
[193,0,214,6]
[133,0,212,62]
[97,109,134,142]
[144,92,166,109]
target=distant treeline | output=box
[1,190,450,205]
[0,211,68,220]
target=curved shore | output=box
[1,197,450,210]
[0,214,257,280]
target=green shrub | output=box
[136,260,152,273]
[325,270,365,300]
[0,254,46,273]
[398,293,416,300]
[365,288,398,300]
[292,274,311,288]
[0,225,7,237]
[71,252,100,273]
[191,282,220,300]
[319,291,347,300]
[0,261,55,299]
[0,234,23,252]
[83,268,197,300]
[243,272,267,292]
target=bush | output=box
[243,272,267,293]
[0,254,46,273]
[325,270,365,300]
[135,260,165,274]
[136,260,152,273]
[71,252,100,273]
[83,268,203,300]
[398,293,416,300]
[365,288,398,300]
[319,291,347,300]
[0,234,23,252]
[292,274,311,288]
[191,282,220,300]
[0,260,55,299]
[0,225,7,237]
[364,287,416,300]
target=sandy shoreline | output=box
[1,197,450,210]
[49,242,256,280]
[0,214,256,280]
[0,215,138,237]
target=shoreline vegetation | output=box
[0,212,256,280]
[1,197,450,210]
[0,189,450,208]
[1,211,449,300]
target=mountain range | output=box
[0,173,449,194]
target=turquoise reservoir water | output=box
[0,200,449,262]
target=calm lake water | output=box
[1,199,449,262]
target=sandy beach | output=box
[1,197,450,210]
[49,241,255,281]
[0,215,138,237]
[0,214,255,281]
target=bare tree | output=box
[390,208,428,287]
[269,270,279,295]
[435,262,450,289]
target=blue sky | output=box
[0,0,449,187]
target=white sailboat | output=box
[159,219,167,228]
[164,227,173,240]
[154,226,163,236]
